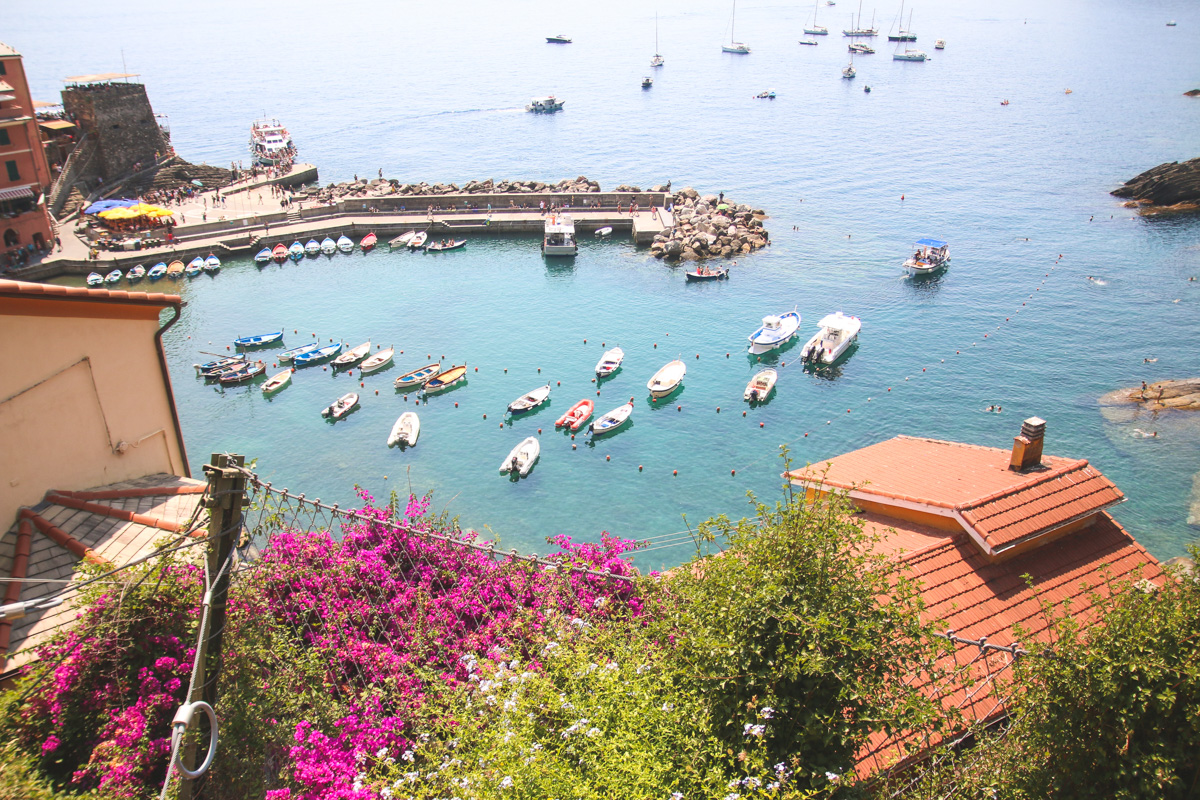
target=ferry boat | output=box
[542,215,578,256]
[903,238,950,274]
[249,118,296,166]
[527,96,565,113]
[800,312,861,366]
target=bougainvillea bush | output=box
[2,484,944,800]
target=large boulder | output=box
[1112,156,1200,208]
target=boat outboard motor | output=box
[587,423,594,434]
[750,389,759,402]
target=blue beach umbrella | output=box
[84,198,138,215]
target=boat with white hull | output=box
[903,238,950,274]
[500,436,540,476]
[744,368,778,402]
[800,312,861,365]
[249,118,296,166]
[388,412,420,447]
[542,215,577,256]
[747,309,801,354]
[508,384,551,414]
[589,402,633,436]
[595,347,625,377]
[647,359,686,398]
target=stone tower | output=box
[61,77,170,184]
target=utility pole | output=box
[178,453,245,800]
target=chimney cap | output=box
[1024,416,1046,428]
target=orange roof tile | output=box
[858,512,954,557]
[0,278,180,307]
[856,512,1162,774]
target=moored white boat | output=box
[359,346,395,374]
[86,272,103,286]
[744,368,778,402]
[595,347,625,377]
[288,242,304,261]
[249,118,295,166]
[278,342,321,362]
[500,436,541,476]
[167,261,185,279]
[127,265,146,282]
[647,359,686,398]
[293,342,342,367]
[508,384,551,414]
[322,392,359,419]
[589,402,633,436]
[332,341,371,368]
[104,269,122,284]
[390,231,417,248]
[595,227,613,237]
[320,237,337,254]
[388,412,420,447]
[409,232,428,249]
[555,398,594,431]
[305,239,321,255]
[148,262,167,280]
[893,48,928,61]
[934,38,945,49]
[747,309,801,353]
[336,235,354,253]
[903,238,950,274]
[425,239,466,252]
[394,362,441,390]
[234,331,284,348]
[800,312,862,365]
[204,254,221,272]
[262,369,293,394]
[184,261,202,278]
[542,215,577,256]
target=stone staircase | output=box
[285,207,303,223]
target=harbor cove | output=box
[5,0,1200,796]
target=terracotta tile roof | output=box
[0,279,180,307]
[958,462,1124,550]
[856,512,1162,774]
[858,512,954,558]
[789,436,1078,509]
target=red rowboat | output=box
[361,232,377,251]
[554,398,594,431]
[271,243,288,261]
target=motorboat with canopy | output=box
[903,238,950,274]
[800,312,862,365]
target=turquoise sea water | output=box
[14,0,1200,567]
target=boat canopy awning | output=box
[0,184,36,202]
[915,238,947,248]
[817,312,861,332]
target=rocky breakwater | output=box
[649,188,769,261]
[301,175,602,202]
[1111,156,1200,213]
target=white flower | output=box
[503,731,514,742]
[636,664,649,675]
[724,794,741,800]
[380,788,393,799]
[402,749,415,763]
[671,793,684,800]
[742,777,761,788]
[499,775,514,789]
[604,661,618,671]
[352,780,362,792]
[768,782,780,791]
[504,699,517,711]
[743,723,766,737]
[774,762,788,774]
[486,695,498,706]
[570,617,586,627]
[593,596,609,609]
[728,780,741,789]
[760,706,775,719]
[376,746,388,759]
[661,703,675,712]
[587,727,601,737]
[404,771,419,782]
[825,771,841,783]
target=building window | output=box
[3,229,17,247]
[0,129,9,146]
[4,160,18,181]
[0,62,7,76]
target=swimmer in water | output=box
[1132,429,1159,439]
[1144,358,1157,363]
[985,405,995,412]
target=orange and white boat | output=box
[555,398,594,431]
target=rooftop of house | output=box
[0,42,19,59]
[0,278,181,308]
[0,474,207,677]
[788,433,1125,556]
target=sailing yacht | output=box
[722,0,751,52]
[843,1,878,35]
[804,0,829,35]
[651,12,665,66]
[887,4,917,41]
[842,52,856,78]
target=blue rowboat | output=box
[188,256,205,271]
[304,239,321,255]
[278,342,323,362]
[233,331,284,348]
[294,342,343,367]
[204,254,221,272]
[288,241,304,261]
[422,364,468,394]
[148,263,168,280]
[104,269,123,283]
[127,265,146,282]
[393,362,441,390]
[185,261,202,277]
[86,272,104,286]
[254,248,272,263]
[195,355,245,374]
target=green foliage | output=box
[0,738,100,800]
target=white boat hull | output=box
[589,402,633,436]
[508,384,551,414]
[595,347,625,377]
[500,436,540,476]
[744,368,778,401]
[747,311,801,354]
[647,360,687,398]
[388,412,420,447]
[359,348,395,374]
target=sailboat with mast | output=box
[887,1,917,41]
[844,1,878,36]
[650,12,665,67]
[722,0,751,53]
[842,51,857,78]
[804,0,828,35]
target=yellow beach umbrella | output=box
[98,206,141,220]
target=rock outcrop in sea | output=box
[649,188,770,261]
[1111,156,1200,211]
[1105,378,1200,411]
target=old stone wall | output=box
[61,83,170,185]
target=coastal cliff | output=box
[1111,156,1200,211]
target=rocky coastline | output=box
[1111,156,1200,213]
[303,175,609,202]
[650,188,769,261]
[1103,378,1200,411]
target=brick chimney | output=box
[1009,417,1046,472]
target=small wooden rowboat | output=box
[360,233,377,251]
[589,402,633,436]
[148,263,168,280]
[423,364,467,394]
[234,331,284,348]
[184,260,201,277]
[337,235,354,253]
[387,412,420,447]
[409,232,428,249]
[332,341,371,368]
[555,399,594,431]
[104,269,122,283]
[390,231,417,248]
[595,226,613,237]
[305,239,321,255]
[86,272,104,286]
[294,342,342,367]
[278,342,322,362]
[194,355,244,374]
[425,239,466,252]
[508,384,551,414]
[220,360,266,384]
[744,368,778,402]
[254,248,272,263]
[262,369,293,394]
[595,347,624,377]
[647,359,686,398]
[288,242,304,261]
[320,237,337,254]
[685,265,729,281]
[394,362,441,390]
[167,260,185,277]
[272,244,288,261]
[359,347,395,374]
[322,392,359,419]
[188,256,205,272]
[500,436,540,476]
[127,265,146,282]
[204,254,221,272]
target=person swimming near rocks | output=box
[1132,428,1158,438]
